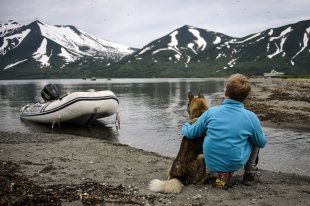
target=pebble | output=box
[192,194,202,200]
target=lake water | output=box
[0,78,309,176]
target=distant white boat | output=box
[264,69,285,77]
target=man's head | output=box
[224,74,251,102]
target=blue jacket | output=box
[182,99,267,172]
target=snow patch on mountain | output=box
[168,31,179,48]
[139,45,154,55]
[295,34,309,58]
[0,29,30,55]
[58,48,81,63]
[0,20,23,37]
[269,27,293,41]
[3,59,27,70]
[267,35,288,59]
[230,33,261,44]
[187,43,197,54]
[213,36,221,44]
[188,28,206,50]
[268,29,274,36]
[32,38,51,67]
[291,27,310,64]
[152,31,182,59]
[38,22,102,56]
[267,27,293,59]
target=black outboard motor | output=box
[41,84,60,101]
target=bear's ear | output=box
[198,91,205,99]
[188,91,194,100]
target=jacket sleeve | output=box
[182,111,208,139]
[249,113,267,148]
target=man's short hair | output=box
[225,74,251,102]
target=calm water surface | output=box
[0,78,309,176]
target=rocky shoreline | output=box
[245,78,310,130]
[1,78,310,205]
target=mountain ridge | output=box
[0,20,136,78]
[1,19,309,79]
[105,19,309,78]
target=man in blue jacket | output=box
[182,74,267,189]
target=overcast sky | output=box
[1,0,310,48]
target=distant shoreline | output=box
[1,75,310,80]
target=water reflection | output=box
[260,127,310,176]
[0,78,224,138]
[20,118,119,142]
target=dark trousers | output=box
[245,146,259,173]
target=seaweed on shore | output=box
[244,80,310,127]
[0,161,158,205]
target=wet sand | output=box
[1,78,310,205]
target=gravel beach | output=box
[1,78,310,206]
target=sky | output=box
[1,0,310,48]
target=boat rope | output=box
[52,117,61,129]
[115,112,120,130]
[84,107,99,126]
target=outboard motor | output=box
[41,84,60,101]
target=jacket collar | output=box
[222,98,244,107]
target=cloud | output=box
[1,0,310,48]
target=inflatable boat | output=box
[20,90,119,126]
